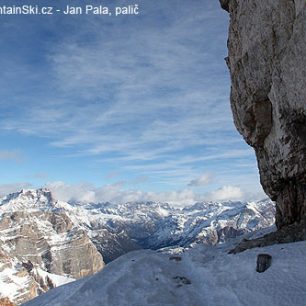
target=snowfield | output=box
[24,239,306,306]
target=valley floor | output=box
[24,239,306,306]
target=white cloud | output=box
[0,182,33,197]
[188,173,212,187]
[0,181,266,207]
[204,185,244,201]
[46,181,197,206]
[46,181,97,203]
[46,182,266,206]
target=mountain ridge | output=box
[0,188,275,304]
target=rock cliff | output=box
[0,189,104,304]
[0,211,104,279]
[221,0,306,228]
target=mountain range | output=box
[0,188,275,304]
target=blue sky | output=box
[0,0,264,204]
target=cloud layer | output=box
[46,182,265,206]
[188,173,213,187]
[0,1,263,199]
[0,181,265,208]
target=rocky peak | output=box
[221,0,306,229]
[0,189,105,304]
[0,188,55,212]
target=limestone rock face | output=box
[222,0,306,228]
[0,189,104,304]
[0,298,15,306]
[0,211,104,279]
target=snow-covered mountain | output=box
[0,189,104,305]
[0,189,275,305]
[66,197,275,258]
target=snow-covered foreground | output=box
[24,239,306,306]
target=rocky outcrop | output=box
[0,189,104,304]
[0,211,104,279]
[256,253,272,273]
[0,298,15,306]
[221,0,306,228]
[230,216,306,254]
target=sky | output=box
[0,0,265,205]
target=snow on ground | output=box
[24,239,306,306]
[0,261,74,304]
[33,268,75,287]
[0,265,30,301]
